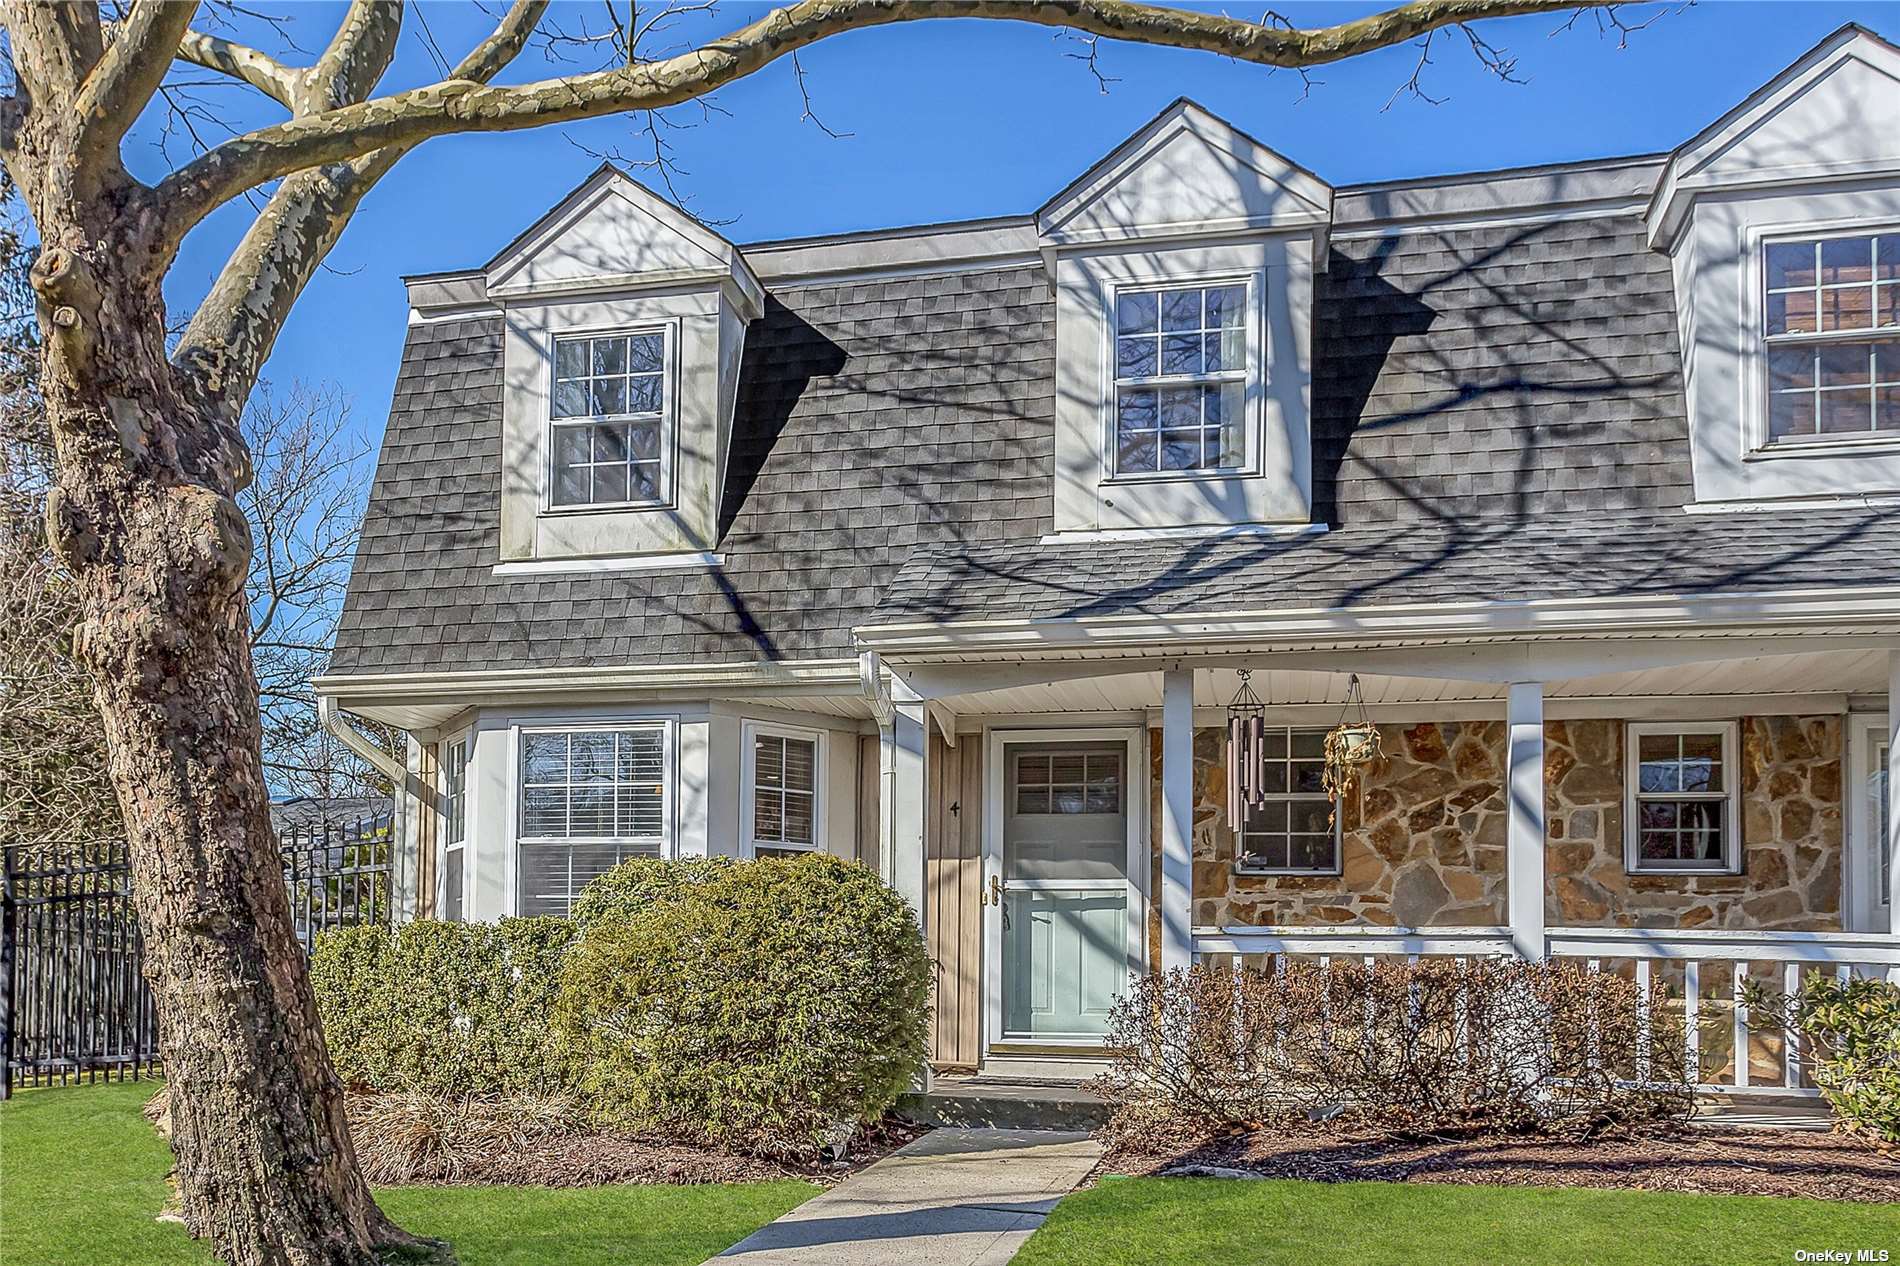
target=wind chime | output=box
[1223,670,1267,832]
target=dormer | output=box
[1650,26,1900,506]
[489,165,763,569]
[1037,100,1332,537]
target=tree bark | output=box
[28,204,424,1266]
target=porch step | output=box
[897,1076,1113,1132]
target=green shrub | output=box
[556,853,930,1159]
[1750,972,1900,1141]
[311,916,577,1097]
[568,854,736,930]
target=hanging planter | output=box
[1321,674,1384,807]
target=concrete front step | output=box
[898,1076,1112,1132]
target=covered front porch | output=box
[868,628,1900,1100]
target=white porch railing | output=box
[1192,924,1900,1099]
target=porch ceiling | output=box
[930,648,1891,720]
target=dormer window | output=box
[1111,281,1250,476]
[1763,231,1900,445]
[550,329,671,507]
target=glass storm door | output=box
[998,741,1133,1042]
[1849,717,1892,933]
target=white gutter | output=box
[317,695,408,786]
[313,658,864,704]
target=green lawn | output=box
[0,1080,814,1266]
[1015,1174,1900,1266]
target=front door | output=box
[988,736,1141,1045]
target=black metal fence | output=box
[1,811,393,1096]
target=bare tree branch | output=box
[174,26,303,108]
[73,0,201,186]
[151,0,1598,258]
[295,0,402,114]
[175,0,543,402]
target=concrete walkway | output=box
[709,1128,1102,1265]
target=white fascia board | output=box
[1036,98,1332,245]
[313,658,864,705]
[854,584,1900,658]
[1646,25,1900,248]
[484,167,763,317]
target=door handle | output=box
[987,874,1002,906]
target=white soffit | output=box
[1648,24,1900,248]
[483,163,763,316]
[1036,97,1333,247]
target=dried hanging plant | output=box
[1322,674,1384,810]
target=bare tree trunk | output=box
[30,217,425,1266]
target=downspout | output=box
[316,695,409,786]
[318,696,425,921]
[859,651,897,888]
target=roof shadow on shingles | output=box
[869,507,1900,629]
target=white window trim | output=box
[438,733,470,918]
[542,322,679,514]
[1232,725,1343,877]
[1743,218,1900,461]
[514,720,676,848]
[1622,721,1743,876]
[740,719,826,857]
[1101,271,1263,484]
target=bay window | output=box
[517,724,670,915]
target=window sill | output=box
[1233,865,1343,879]
[1625,866,1743,878]
[1102,467,1259,487]
[492,551,723,578]
[540,497,675,516]
[1744,435,1900,461]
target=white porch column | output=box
[1506,681,1547,960]
[881,694,929,922]
[1160,668,1195,975]
[1888,653,1899,974]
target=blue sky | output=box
[133,1,1900,458]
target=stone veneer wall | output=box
[1161,715,1843,934]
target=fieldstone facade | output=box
[1161,715,1844,934]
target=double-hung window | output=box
[1111,281,1249,476]
[1625,723,1740,874]
[439,737,469,922]
[1762,231,1900,444]
[517,725,670,915]
[550,329,669,507]
[1236,726,1340,875]
[743,723,823,859]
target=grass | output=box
[0,1079,815,1266]
[1014,1174,1900,1266]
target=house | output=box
[317,26,1900,1089]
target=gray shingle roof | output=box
[331,267,1054,673]
[331,206,1896,676]
[866,508,1900,628]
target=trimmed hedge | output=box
[556,853,930,1159]
[568,854,736,930]
[311,917,577,1097]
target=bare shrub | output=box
[1093,959,1693,1138]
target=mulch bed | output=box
[1102,1117,1900,1203]
[372,1115,929,1188]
